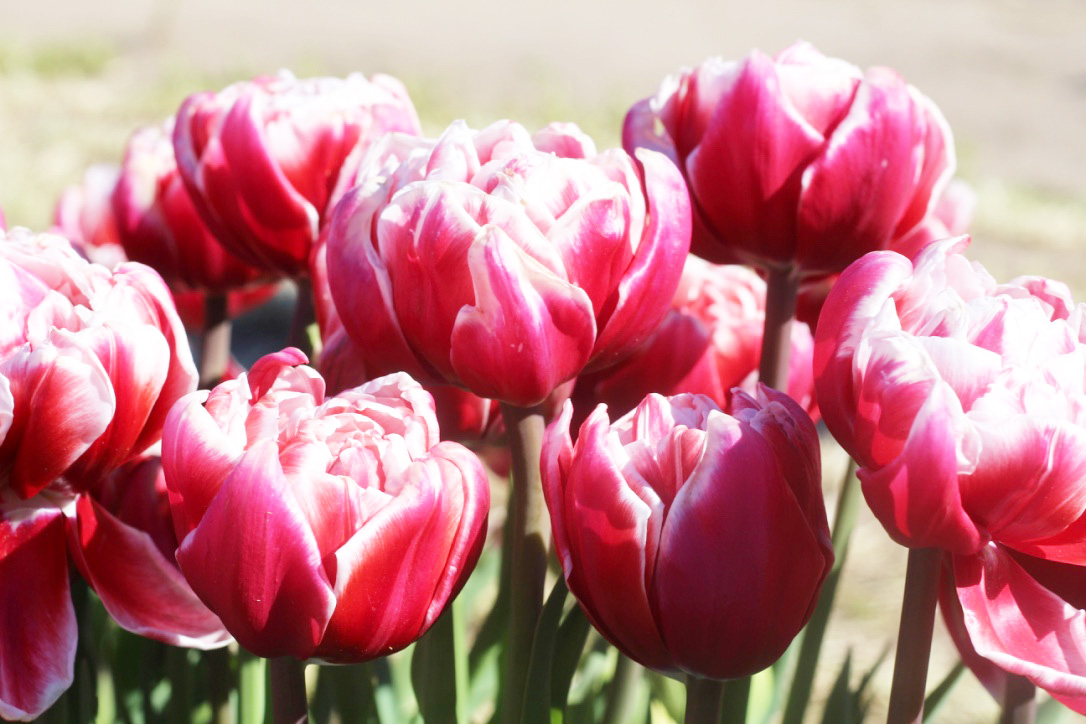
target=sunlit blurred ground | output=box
[2,0,1085,721]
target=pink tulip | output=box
[574,256,816,423]
[162,349,490,661]
[173,71,421,278]
[0,229,210,720]
[325,120,692,407]
[543,387,832,679]
[624,42,954,277]
[113,120,272,293]
[815,236,1086,712]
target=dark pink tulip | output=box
[816,236,1086,557]
[326,120,692,407]
[0,229,202,719]
[162,349,490,661]
[542,387,832,679]
[574,256,816,424]
[113,120,272,293]
[174,71,421,278]
[624,42,954,277]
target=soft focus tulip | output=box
[0,229,206,720]
[542,386,832,679]
[174,70,421,277]
[52,164,127,269]
[113,119,271,293]
[624,42,954,277]
[815,235,1086,712]
[325,120,691,407]
[574,256,816,424]
[162,349,490,661]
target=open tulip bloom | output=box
[161,349,490,662]
[0,229,226,720]
[816,236,1086,712]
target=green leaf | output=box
[921,661,965,722]
[549,599,593,721]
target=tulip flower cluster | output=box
[3,30,1080,724]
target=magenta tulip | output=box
[162,349,490,661]
[113,120,271,293]
[624,42,954,277]
[325,120,691,407]
[574,256,816,423]
[0,229,209,720]
[542,386,832,679]
[173,71,421,277]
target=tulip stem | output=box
[781,459,861,724]
[288,278,315,358]
[684,675,725,724]
[602,654,644,724]
[269,657,308,723]
[200,293,231,388]
[887,547,943,724]
[1000,675,1036,724]
[499,402,550,724]
[758,266,800,391]
[719,676,750,724]
[206,647,236,724]
[238,651,266,724]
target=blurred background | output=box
[1,0,1083,720]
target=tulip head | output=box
[325,120,692,407]
[174,71,421,277]
[543,386,831,679]
[162,349,490,661]
[624,42,954,277]
[816,236,1086,558]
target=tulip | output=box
[162,349,490,661]
[113,119,271,293]
[574,256,816,424]
[624,41,954,278]
[815,236,1086,713]
[542,386,832,679]
[0,229,209,720]
[173,70,421,278]
[325,120,691,407]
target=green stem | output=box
[206,647,236,724]
[288,278,315,358]
[719,677,750,724]
[269,657,308,724]
[238,651,266,724]
[758,266,800,391]
[684,676,725,724]
[887,548,943,724]
[602,654,644,724]
[1000,675,1036,724]
[498,402,550,724]
[781,459,861,724]
[199,292,231,388]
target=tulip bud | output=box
[162,349,490,661]
[624,42,954,277]
[542,387,832,679]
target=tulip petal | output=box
[0,507,75,722]
[953,546,1086,711]
[67,495,231,649]
[857,382,984,553]
[450,225,596,406]
[175,440,335,658]
[587,149,691,371]
[654,412,828,679]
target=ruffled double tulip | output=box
[162,349,490,661]
[112,119,271,293]
[624,42,954,277]
[174,71,421,277]
[574,256,816,423]
[543,387,832,679]
[815,237,1086,711]
[325,120,691,407]
[0,229,211,720]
